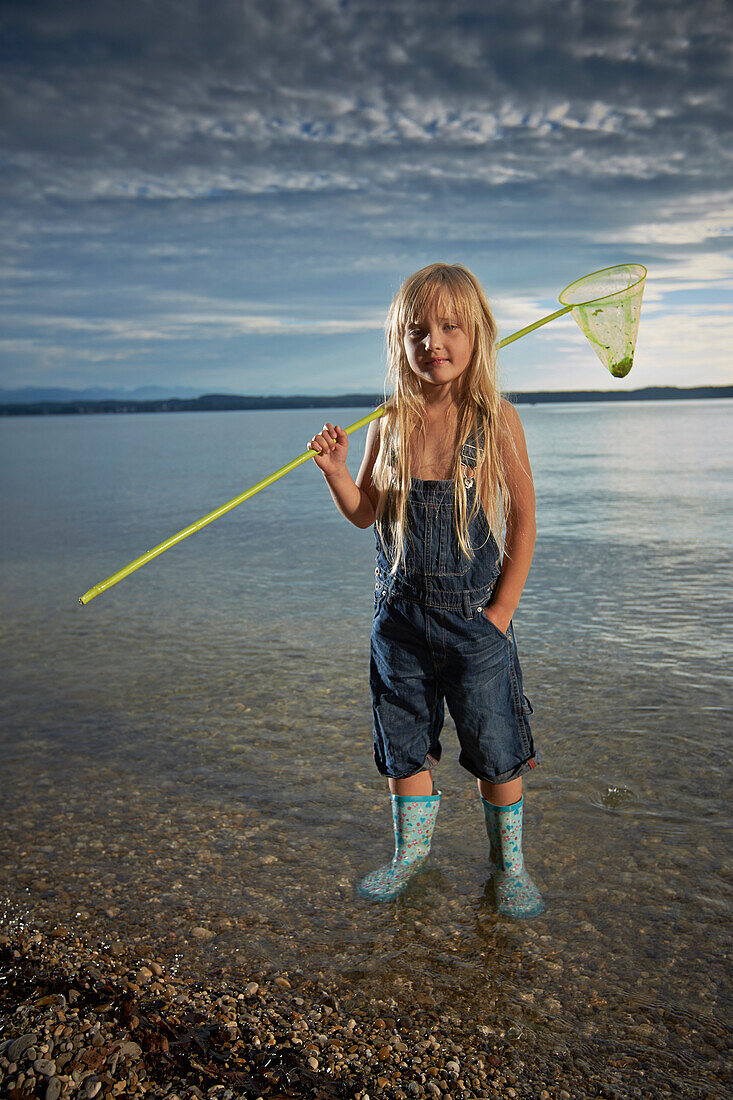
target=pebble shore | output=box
[2,921,730,1100]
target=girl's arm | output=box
[484,400,537,635]
[308,416,381,529]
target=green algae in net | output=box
[558,263,646,378]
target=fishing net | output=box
[79,260,648,604]
[559,263,647,378]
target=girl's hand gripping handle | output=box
[307,422,349,478]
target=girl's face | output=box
[403,305,473,395]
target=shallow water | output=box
[1,400,731,1093]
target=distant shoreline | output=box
[1,384,731,416]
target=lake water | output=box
[1,400,731,1094]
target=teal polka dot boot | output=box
[481,795,544,919]
[357,791,441,901]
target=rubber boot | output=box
[481,795,544,918]
[357,791,441,901]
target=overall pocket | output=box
[478,610,510,642]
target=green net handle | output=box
[496,305,572,349]
[79,267,644,605]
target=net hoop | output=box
[558,262,647,308]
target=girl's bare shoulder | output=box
[499,396,523,427]
[498,397,528,445]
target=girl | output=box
[307,263,543,918]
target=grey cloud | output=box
[1,0,731,390]
[3,1,731,184]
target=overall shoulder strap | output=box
[460,421,484,467]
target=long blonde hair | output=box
[373,262,516,575]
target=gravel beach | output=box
[1,913,730,1100]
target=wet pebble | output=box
[44,1079,62,1100]
[7,1032,37,1062]
[191,926,215,941]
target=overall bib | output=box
[370,440,539,785]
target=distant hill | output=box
[0,384,214,404]
[1,384,731,416]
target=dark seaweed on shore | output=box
[0,933,360,1098]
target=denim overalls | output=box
[370,437,539,784]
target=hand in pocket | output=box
[482,606,510,638]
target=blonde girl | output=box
[307,263,543,917]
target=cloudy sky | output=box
[1,0,732,396]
